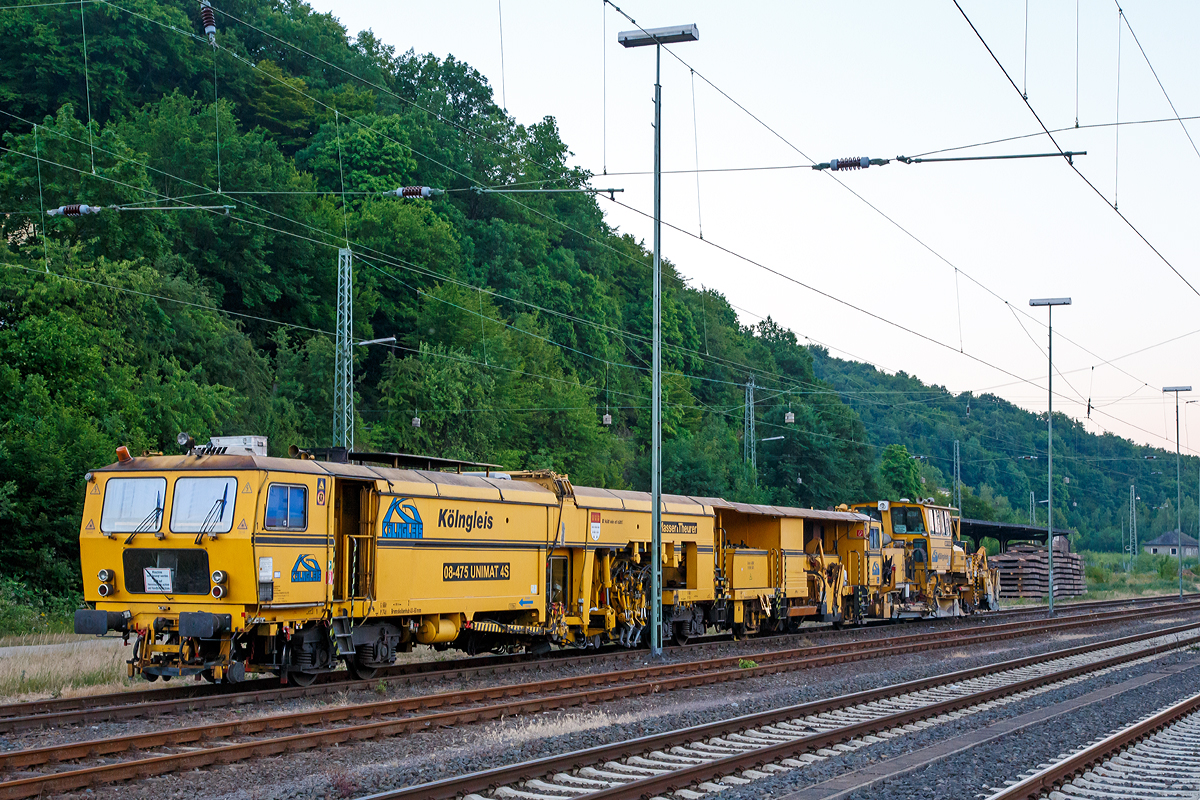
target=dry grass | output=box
[0,632,93,648]
[479,709,646,748]
[0,636,138,700]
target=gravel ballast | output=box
[30,610,1200,800]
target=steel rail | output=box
[4,600,1194,734]
[985,690,1200,800]
[359,621,1200,800]
[4,593,1185,723]
[1,612,1197,798]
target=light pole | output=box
[1030,297,1070,615]
[619,22,699,658]
[1165,386,1191,598]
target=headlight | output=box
[211,570,226,584]
[97,568,113,582]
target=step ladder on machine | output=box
[332,614,355,657]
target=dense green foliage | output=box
[0,1,1187,599]
[813,352,1199,553]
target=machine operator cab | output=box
[852,499,968,618]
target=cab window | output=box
[869,526,881,551]
[890,507,925,535]
[170,477,237,534]
[100,477,166,533]
[123,548,209,594]
[265,484,307,530]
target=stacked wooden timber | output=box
[993,542,1085,599]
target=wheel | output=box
[672,623,690,647]
[201,669,217,684]
[287,670,318,687]
[346,660,381,681]
[143,672,159,682]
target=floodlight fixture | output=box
[617,24,699,48]
[1029,297,1072,307]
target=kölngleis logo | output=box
[438,508,494,532]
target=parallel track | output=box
[0,604,1197,798]
[359,623,1200,800]
[2,593,1189,730]
[4,599,1197,733]
[986,690,1200,800]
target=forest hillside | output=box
[0,0,1190,597]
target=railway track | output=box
[5,598,1197,734]
[2,593,1190,731]
[1,605,1197,798]
[358,622,1200,800]
[985,690,1200,800]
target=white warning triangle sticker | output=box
[85,520,95,530]
[90,484,100,495]
[237,519,248,530]
[242,483,253,494]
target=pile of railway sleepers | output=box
[993,540,1085,598]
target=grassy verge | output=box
[1077,550,1200,600]
[0,577,140,699]
[0,636,135,699]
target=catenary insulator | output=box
[395,186,436,198]
[199,0,217,46]
[830,157,870,171]
[48,204,102,217]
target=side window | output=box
[265,484,307,530]
[869,526,881,551]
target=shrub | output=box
[1084,565,1110,586]
[1158,557,1178,580]
[0,577,80,638]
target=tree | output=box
[877,444,923,501]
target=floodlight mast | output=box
[1164,385,1192,598]
[619,21,699,658]
[1029,296,1071,615]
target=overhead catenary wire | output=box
[11,17,1200,494]
[1075,0,1081,127]
[690,68,703,240]
[9,87,1172,460]
[1114,5,1122,210]
[596,2,1158,401]
[33,124,48,273]
[1117,1,1200,163]
[35,3,1190,453]
[952,0,1200,302]
[78,0,95,173]
[600,191,1189,453]
[107,0,1179,418]
[497,0,507,112]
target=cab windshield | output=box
[890,506,925,535]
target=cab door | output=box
[334,480,378,603]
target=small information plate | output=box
[143,567,173,593]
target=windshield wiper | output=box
[124,493,163,544]
[195,484,230,544]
